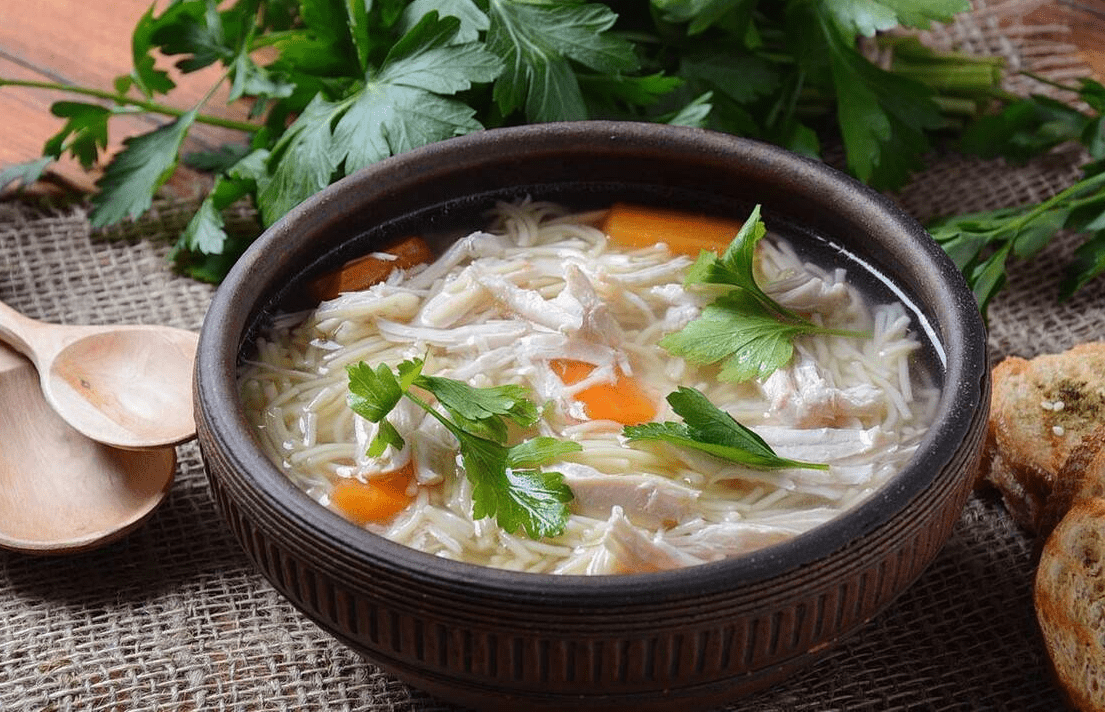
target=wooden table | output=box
[0,0,250,194]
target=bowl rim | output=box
[196,120,988,604]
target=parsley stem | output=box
[403,388,467,444]
[1002,169,1105,232]
[0,78,259,133]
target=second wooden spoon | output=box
[0,300,199,450]
[0,344,176,554]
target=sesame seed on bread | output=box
[1038,425,1105,540]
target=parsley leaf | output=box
[256,12,500,225]
[346,358,579,539]
[795,3,946,188]
[255,95,341,225]
[0,0,1023,283]
[334,12,501,173]
[0,157,54,193]
[467,438,577,540]
[486,0,639,122]
[821,0,969,37]
[119,4,177,98]
[624,386,827,470]
[661,205,866,382]
[418,374,538,444]
[89,109,198,228]
[661,292,813,383]
[170,148,269,281]
[42,102,112,169]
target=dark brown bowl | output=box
[194,121,989,711]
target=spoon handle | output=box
[0,300,42,364]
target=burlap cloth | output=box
[1,2,1101,709]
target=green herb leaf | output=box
[684,204,775,306]
[465,439,575,540]
[624,386,827,470]
[960,94,1091,163]
[653,0,757,36]
[255,94,342,225]
[821,0,969,37]
[401,0,489,43]
[332,12,501,173]
[347,361,408,424]
[0,157,55,192]
[929,164,1105,311]
[256,13,500,224]
[486,0,639,122]
[661,205,864,381]
[418,375,538,444]
[43,102,112,169]
[89,109,198,228]
[1061,229,1105,299]
[147,0,233,73]
[123,3,177,98]
[345,358,579,539]
[661,291,808,382]
[798,3,945,188]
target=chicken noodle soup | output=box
[240,199,939,574]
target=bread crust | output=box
[1038,425,1105,540]
[1035,496,1105,712]
[981,343,1105,533]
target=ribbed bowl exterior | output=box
[194,122,991,711]
[199,406,986,710]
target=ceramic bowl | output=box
[194,121,989,711]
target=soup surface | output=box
[240,199,939,574]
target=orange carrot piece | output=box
[550,358,657,426]
[329,463,415,526]
[307,235,434,302]
[600,202,743,256]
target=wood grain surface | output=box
[0,0,250,194]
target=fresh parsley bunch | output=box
[1,0,995,283]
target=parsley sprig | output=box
[346,357,579,539]
[624,387,827,470]
[929,76,1105,312]
[660,205,867,383]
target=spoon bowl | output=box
[0,301,198,450]
[0,344,176,554]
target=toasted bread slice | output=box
[981,343,1105,533]
[1035,496,1105,712]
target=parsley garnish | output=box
[346,358,579,539]
[660,205,866,383]
[624,386,827,470]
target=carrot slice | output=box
[550,358,657,426]
[600,202,743,256]
[307,235,434,302]
[329,462,415,526]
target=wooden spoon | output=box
[0,300,198,449]
[0,344,176,554]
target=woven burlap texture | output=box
[1,2,1100,710]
